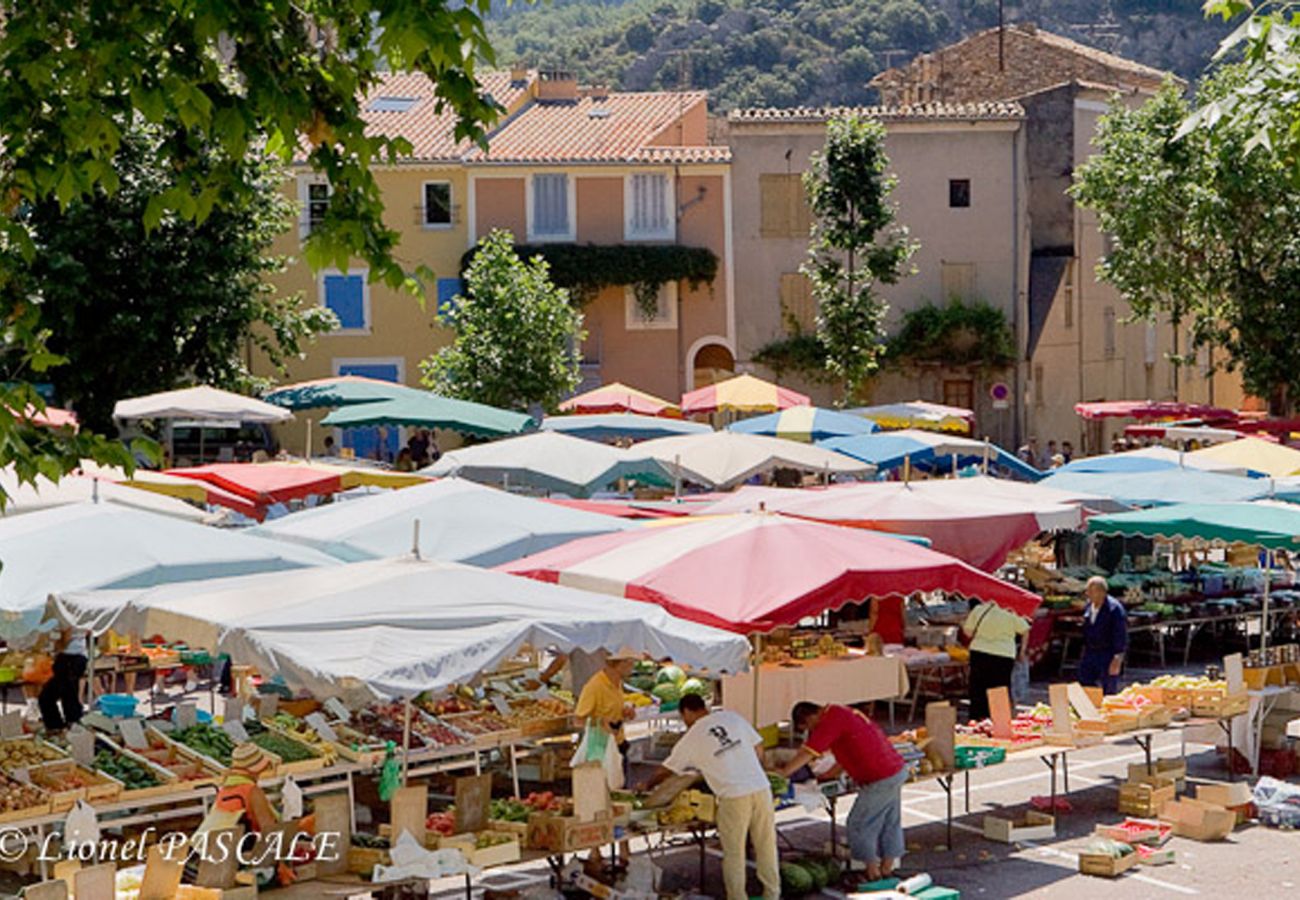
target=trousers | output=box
[715,788,780,900]
[846,767,908,865]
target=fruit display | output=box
[489,798,531,823]
[0,738,64,772]
[1149,674,1226,691]
[353,706,415,746]
[767,773,790,797]
[1083,837,1134,859]
[651,682,681,704]
[444,710,510,737]
[359,702,469,750]
[624,691,653,708]
[137,734,218,783]
[250,730,318,764]
[0,776,48,815]
[266,714,338,764]
[424,696,475,716]
[31,761,120,804]
[473,832,515,849]
[504,697,571,726]
[93,749,161,791]
[171,724,236,765]
[426,811,456,837]
[780,858,841,895]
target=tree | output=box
[0,0,501,495]
[22,125,336,435]
[422,231,585,412]
[1073,71,1300,414]
[802,115,916,402]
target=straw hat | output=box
[230,742,272,774]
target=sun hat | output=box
[230,742,272,774]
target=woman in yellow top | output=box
[575,653,636,747]
[962,602,1029,720]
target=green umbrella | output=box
[321,394,534,439]
[263,375,425,411]
[1087,501,1300,550]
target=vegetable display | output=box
[172,725,236,765]
[0,778,48,813]
[250,731,317,763]
[93,750,160,790]
[0,740,63,771]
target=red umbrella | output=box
[558,382,681,417]
[167,463,343,516]
[1074,400,1235,421]
[504,513,1040,633]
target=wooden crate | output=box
[136,732,221,788]
[92,735,183,802]
[525,812,614,852]
[1161,688,1194,711]
[30,760,120,811]
[0,775,52,824]
[253,727,326,776]
[1192,691,1248,718]
[0,736,67,774]
[327,723,388,767]
[1138,706,1175,729]
[346,846,390,875]
[983,811,1056,843]
[440,832,522,868]
[1119,779,1175,817]
[1080,849,1139,877]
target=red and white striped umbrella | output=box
[505,513,1040,633]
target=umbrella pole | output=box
[903,455,911,484]
[982,438,990,475]
[674,454,682,500]
[306,418,312,461]
[951,452,958,478]
[401,696,413,786]
[750,634,762,725]
[1262,549,1273,653]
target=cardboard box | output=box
[1196,782,1253,825]
[982,811,1055,843]
[1095,818,1170,846]
[1159,798,1236,841]
[1118,779,1175,817]
[525,812,614,852]
[1079,848,1138,878]
[440,832,522,868]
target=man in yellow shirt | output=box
[961,602,1029,720]
[574,652,636,869]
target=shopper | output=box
[778,702,906,882]
[38,626,89,733]
[962,601,1030,719]
[645,695,779,900]
[1079,575,1127,694]
[574,653,636,865]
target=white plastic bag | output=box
[64,799,99,849]
[281,775,304,820]
[569,722,624,790]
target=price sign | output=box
[323,698,351,722]
[120,718,148,750]
[222,719,249,743]
[68,728,95,766]
[490,695,513,717]
[175,704,198,729]
[0,712,23,740]
[225,698,245,725]
[255,694,279,719]
[305,713,338,743]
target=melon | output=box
[652,682,682,703]
[656,665,686,686]
[780,862,814,895]
[680,677,709,697]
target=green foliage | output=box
[425,230,586,412]
[887,299,1015,369]
[1073,68,1300,415]
[802,115,916,402]
[21,124,335,434]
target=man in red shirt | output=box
[777,702,907,881]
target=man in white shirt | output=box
[645,694,779,900]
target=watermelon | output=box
[802,860,830,890]
[781,862,814,895]
[656,665,686,686]
[652,682,682,703]
[681,677,708,697]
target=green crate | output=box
[916,887,960,900]
[954,745,1006,770]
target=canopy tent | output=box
[251,477,631,565]
[847,401,973,433]
[680,374,809,416]
[558,382,681,417]
[1189,437,1300,478]
[1123,423,1243,446]
[541,498,687,520]
[113,386,291,424]
[47,557,751,700]
[634,431,873,491]
[72,463,259,518]
[820,430,1041,481]
[23,406,78,430]
[0,503,336,637]
[262,375,426,411]
[1055,446,1251,477]
[506,513,1041,632]
[1040,469,1296,507]
[266,461,429,491]
[1087,502,1300,550]
[540,413,711,443]
[700,479,1083,571]
[1074,400,1236,421]
[321,393,533,439]
[0,468,207,522]
[727,406,878,443]
[424,431,672,497]
[166,463,346,520]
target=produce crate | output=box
[1138,706,1175,729]
[1079,847,1138,878]
[253,726,327,776]
[439,711,521,749]
[0,774,52,824]
[327,723,389,767]
[525,812,615,852]
[347,845,391,875]
[1136,844,1176,866]
[486,818,530,837]
[1105,709,1141,733]
[92,735,182,802]
[983,811,1055,843]
[1160,688,1194,711]
[1118,779,1175,817]
[135,732,221,788]
[955,745,1006,770]
[1192,691,1248,718]
[1095,818,1171,846]
[518,715,573,739]
[0,736,67,773]
[30,760,121,810]
[440,831,522,868]
[1128,759,1186,788]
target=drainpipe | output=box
[1011,123,1024,450]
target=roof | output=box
[729,102,1025,124]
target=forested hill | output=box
[487,0,1228,111]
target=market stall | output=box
[634,430,873,490]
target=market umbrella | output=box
[1055,446,1252,476]
[0,502,337,637]
[634,431,872,490]
[113,386,292,424]
[1040,469,1295,507]
[251,477,632,565]
[1073,400,1235,421]
[680,374,809,416]
[47,557,751,700]
[540,498,687,520]
[700,478,1083,571]
[558,382,681,417]
[0,467,207,522]
[265,461,430,491]
[505,512,1042,631]
[1189,437,1300,478]
[321,393,533,439]
[820,430,1040,481]
[263,375,426,411]
[541,413,711,443]
[847,401,973,433]
[727,406,878,443]
[73,462,261,518]
[166,463,345,520]
[424,431,671,497]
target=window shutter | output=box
[779,273,815,332]
[760,175,791,238]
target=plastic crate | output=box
[96,693,138,718]
[955,745,1006,770]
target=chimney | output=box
[583,84,610,102]
[509,66,529,86]
[537,68,579,102]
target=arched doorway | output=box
[690,342,735,389]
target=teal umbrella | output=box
[321,393,534,438]
[541,413,711,443]
[263,375,425,411]
[1087,502,1300,550]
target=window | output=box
[321,271,369,332]
[941,262,976,300]
[759,174,813,239]
[624,282,678,330]
[529,173,572,240]
[949,179,971,208]
[779,272,815,333]
[943,378,974,412]
[1103,306,1117,359]
[1063,260,1074,328]
[435,277,463,316]
[299,178,330,238]
[423,182,452,228]
[367,96,418,113]
[626,173,674,240]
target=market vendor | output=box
[643,694,779,900]
[1079,575,1127,695]
[38,625,89,733]
[574,652,636,751]
[962,601,1029,719]
[202,743,280,836]
[778,702,906,882]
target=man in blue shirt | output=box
[1079,576,1127,694]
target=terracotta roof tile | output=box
[728,102,1025,124]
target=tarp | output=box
[700,479,1083,571]
[113,386,291,423]
[847,401,973,433]
[0,468,207,522]
[1056,447,1252,477]
[321,394,533,439]
[727,406,878,443]
[424,432,672,497]
[48,557,751,699]
[0,503,336,636]
[263,375,427,411]
[1074,400,1235,421]
[251,477,631,565]
[1040,469,1293,507]
[1190,437,1300,478]
[680,374,809,415]
[506,512,1042,631]
[820,430,1041,481]
[558,382,681,417]
[635,431,873,490]
[1087,502,1300,550]
[541,413,711,443]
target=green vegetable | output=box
[172,725,236,765]
[652,683,682,703]
[781,862,814,895]
[656,665,685,687]
[489,798,530,823]
[767,773,789,797]
[93,749,160,790]
[803,859,829,890]
[251,732,317,763]
[680,677,709,698]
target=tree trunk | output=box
[1270,383,1293,418]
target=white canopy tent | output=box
[47,557,752,701]
[112,386,292,423]
[634,431,873,490]
[0,468,206,521]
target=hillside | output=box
[487,0,1229,110]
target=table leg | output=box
[828,794,838,857]
[1042,754,1058,814]
[1219,719,1235,783]
[1135,733,1153,774]
[936,773,953,848]
[964,769,970,814]
[698,825,707,889]
[464,872,472,899]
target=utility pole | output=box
[999,0,1005,71]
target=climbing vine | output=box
[886,299,1015,369]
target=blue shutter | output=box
[323,274,366,329]
[436,278,464,316]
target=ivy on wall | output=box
[886,299,1016,369]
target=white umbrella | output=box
[0,468,206,522]
[113,386,291,423]
[48,557,751,700]
[635,431,873,490]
